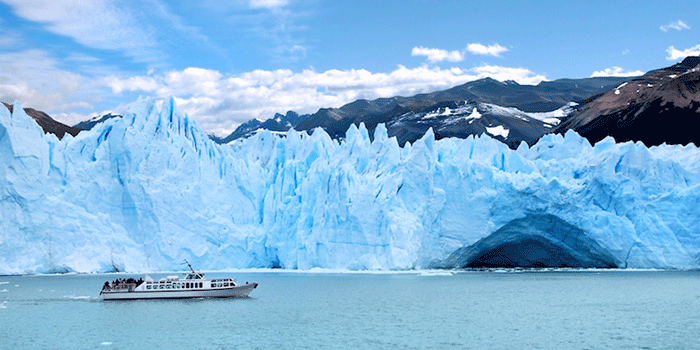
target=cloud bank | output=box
[666,44,700,61]
[2,0,163,64]
[1,45,547,137]
[100,64,546,136]
[590,66,644,77]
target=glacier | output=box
[1,97,700,274]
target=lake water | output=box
[1,270,699,349]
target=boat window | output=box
[224,283,228,287]
[186,283,190,288]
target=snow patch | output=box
[485,125,509,138]
[614,82,628,95]
[444,107,482,125]
[481,102,575,125]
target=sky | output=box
[1,0,699,137]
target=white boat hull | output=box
[101,283,258,300]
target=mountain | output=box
[73,113,122,131]
[386,101,576,148]
[556,56,700,146]
[294,76,632,143]
[211,111,309,144]
[2,102,81,140]
[2,97,700,274]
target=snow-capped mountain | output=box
[386,101,577,148]
[295,76,631,142]
[211,111,309,144]
[557,56,700,146]
[73,113,122,131]
[2,98,700,274]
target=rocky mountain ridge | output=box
[2,102,80,140]
[556,56,700,146]
[293,76,632,143]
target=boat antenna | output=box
[182,259,196,274]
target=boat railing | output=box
[101,278,144,292]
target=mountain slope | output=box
[556,56,700,146]
[2,102,81,140]
[295,76,632,141]
[73,113,122,131]
[211,111,308,144]
[386,101,576,148]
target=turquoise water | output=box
[1,270,699,349]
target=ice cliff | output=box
[1,98,699,274]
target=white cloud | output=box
[1,0,164,64]
[411,47,464,62]
[660,20,690,32]
[1,0,216,67]
[666,44,700,60]
[0,50,94,112]
[0,49,548,137]
[590,66,644,77]
[466,43,508,57]
[249,0,288,9]
[102,75,161,94]
[101,64,547,136]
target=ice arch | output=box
[441,214,619,268]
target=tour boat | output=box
[99,261,258,300]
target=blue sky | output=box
[1,0,699,136]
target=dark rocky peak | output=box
[2,102,81,140]
[73,113,122,131]
[555,56,700,146]
[674,56,700,71]
[272,111,306,126]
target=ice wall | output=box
[1,98,699,274]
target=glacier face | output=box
[1,98,700,274]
